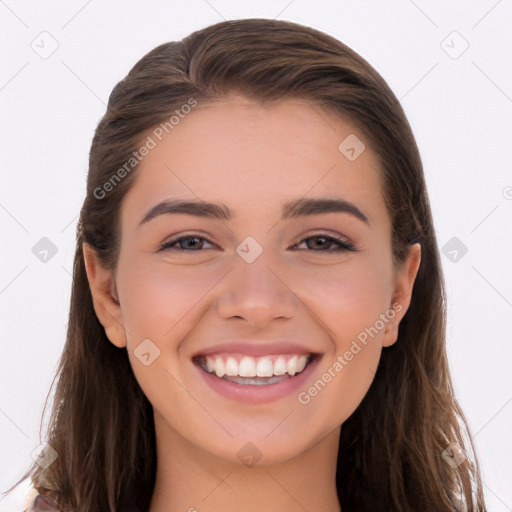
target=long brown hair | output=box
[5,18,486,512]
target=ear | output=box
[82,242,127,348]
[382,243,421,347]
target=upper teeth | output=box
[202,354,310,378]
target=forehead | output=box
[121,96,386,227]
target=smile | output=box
[193,353,320,403]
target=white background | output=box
[1,1,511,511]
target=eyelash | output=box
[158,233,357,253]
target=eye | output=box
[158,234,216,251]
[292,234,356,252]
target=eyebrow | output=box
[138,197,370,227]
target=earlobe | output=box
[383,322,398,347]
[382,243,421,348]
[82,243,127,348]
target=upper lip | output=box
[192,340,320,358]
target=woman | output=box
[8,17,485,512]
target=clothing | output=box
[26,494,62,512]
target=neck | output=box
[148,412,342,512]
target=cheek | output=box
[117,262,222,431]
[292,269,390,435]
[291,256,393,409]
[117,259,224,346]
[290,255,394,343]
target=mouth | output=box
[193,353,319,387]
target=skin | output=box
[83,94,421,512]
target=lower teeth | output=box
[221,374,290,385]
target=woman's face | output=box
[84,94,420,465]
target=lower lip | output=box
[193,356,321,404]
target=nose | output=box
[216,250,298,329]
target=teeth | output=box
[273,356,287,376]
[239,356,256,377]
[287,355,298,376]
[200,354,311,378]
[214,358,226,378]
[256,357,273,377]
[225,357,238,376]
